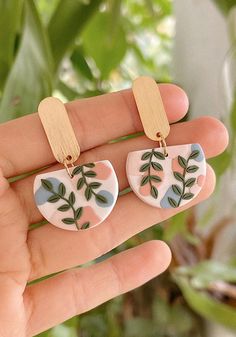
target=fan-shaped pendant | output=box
[126,143,206,208]
[34,160,118,230]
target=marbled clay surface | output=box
[34,160,118,231]
[126,144,206,208]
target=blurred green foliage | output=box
[0,0,236,336]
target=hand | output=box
[0,84,228,336]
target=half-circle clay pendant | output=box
[33,97,118,231]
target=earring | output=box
[126,76,206,208]
[33,97,118,231]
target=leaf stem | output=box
[177,156,190,207]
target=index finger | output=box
[0,84,188,178]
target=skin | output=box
[0,84,229,337]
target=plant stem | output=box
[177,156,190,207]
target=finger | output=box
[13,116,228,224]
[24,240,171,336]
[0,84,188,178]
[28,164,215,281]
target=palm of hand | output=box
[0,86,228,336]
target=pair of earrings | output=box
[33,76,206,231]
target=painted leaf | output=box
[41,178,53,191]
[141,175,150,186]
[69,191,75,204]
[189,149,200,159]
[58,204,70,212]
[174,171,184,182]
[75,207,83,220]
[182,193,194,200]
[186,165,199,173]
[168,197,178,208]
[72,166,82,175]
[85,186,92,201]
[185,178,196,187]
[141,152,152,160]
[62,218,75,225]
[81,222,90,229]
[139,163,150,172]
[84,170,96,177]
[47,194,60,203]
[89,182,101,189]
[84,163,95,168]
[172,184,182,196]
[150,175,161,182]
[58,182,66,196]
[151,185,158,199]
[178,155,187,168]
[153,151,165,160]
[95,193,108,204]
[151,162,163,171]
[77,177,85,190]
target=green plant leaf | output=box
[185,178,196,187]
[153,151,165,160]
[182,193,194,200]
[77,177,85,190]
[48,0,102,69]
[72,166,82,175]
[0,0,24,89]
[84,170,96,178]
[151,162,163,171]
[189,150,200,159]
[41,178,53,191]
[48,194,60,203]
[89,182,101,189]
[141,152,152,160]
[58,204,70,212]
[75,207,83,220]
[58,182,66,196]
[172,184,182,196]
[178,155,187,168]
[150,175,161,182]
[141,175,150,186]
[151,185,158,199]
[82,12,127,78]
[168,197,178,208]
[186,165,199,173]
[85,186,92,201]
[95,193,108,204]
[62,218,75,225]
[70,46,94,81]
[139,163,150,172]
[81,222,90,229]
[173,172,184,182]
[0,0,53,122]
[69,191,75,205]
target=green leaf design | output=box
[62,218,75,225]
[172,184,182,196]
[75,207,83,220]
[141,152,152,160]
[95,193,108,204]
[85,186,92,200]
[182,193,194,200]
[84,163,95,168]
[151,185,158,199]
[58,204,70,212]
[72,166,82,175]
[41,178,53,191]
[173,172,184,182]
[186,165,199,173]
[77,177,85,190]
[89,182,101,189]
[150,175,162,182]
[153,151,165,160]
[58,182,66,196]
[84,170,96,177]
[151,162,163,171]
[189,149,200,159]
[178,155,187,168]
[47,194,60,203]
[141,175,150,186]
[81,222,90,229]
[139,163,150,172]
[185,178,196,187]
[168,197,178,208]
[69,191,75,204]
